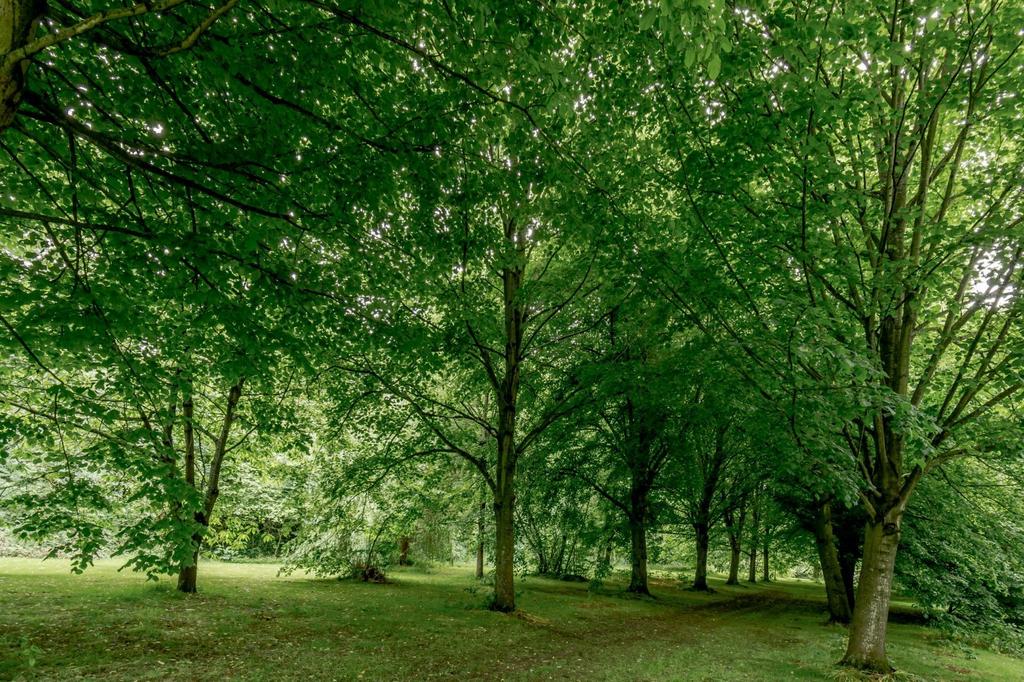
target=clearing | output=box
[0,558,1021,680]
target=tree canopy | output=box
[3,0,1024,675]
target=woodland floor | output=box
[0,558,1021,681]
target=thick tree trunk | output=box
[490,409,517,610]
[627,473,651,595]
[747,545,757,583]
[724,544,741,581]
[492,482,516,611]
[841,519,901,672]
[812,502,852,623]
[692,520,710,590]
[177,545,200,593]
[727,542,741,585]
[627,516,650,595]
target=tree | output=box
[646,0,1024,669]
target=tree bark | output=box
[811,502,852,623]
[475,496,485,579]
[0,0,44,132]
[176,377,243,594]
[727,541,741,585]
[487,217,525,613]
[491,479,516,611]
[627,515,650,595]
[724,499,745,585]
[692,520,710,590]
[176,384,198,593]
[177,547,200,593]
[762,536,770,583]
[398,536,411,565]
[841,518,901,671]
[747,498,759,583]
[627,471,651,595]
[692,426,725,591]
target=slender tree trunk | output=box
[835,513,861,612]
[692,520,710,590]
[475,496,485,579]
[693,426,725,591]
[748,500,759,583]
[176,385,198,593]
[398,536,411,566]
[536,546,548,575]
[841,519,901,671]
[724,500,745,585]
[176,378,243,594]
[762,536,770,583]
[812,502,852,623]
[488,220,524,613]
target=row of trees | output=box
[2,0,1023,673]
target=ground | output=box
[0,558,1021,681]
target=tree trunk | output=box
[841,518,901,672]
[176,386,198,593]
[0,0,44,132]
[627,471,651,595]
[492,481,516,611]
[627,515,650,595]
[724,499,745,585]
[490,407,517,611]
[727,542,741,585]
[812,502,852,623]
[177,545,200,593]
[835,512,861,612]
[762,537,770,583]
[488,219,524,613]
[398,536,411,565]
[748,496,760,583]
[175,378,243,594]
[475,497,485,578]
[692,520,710,590]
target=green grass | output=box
[0,558,1020,681]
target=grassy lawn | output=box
[0,558,1021,681]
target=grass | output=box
[1,558,1021,681]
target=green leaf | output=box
[708,54,722,80]
[640,8,658,31]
